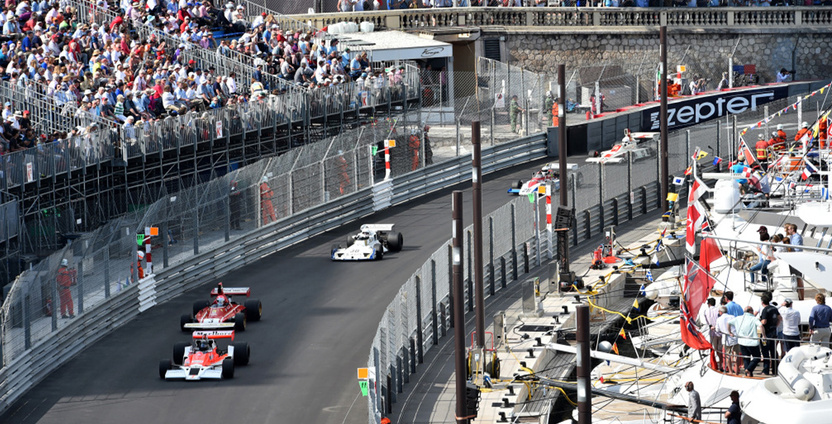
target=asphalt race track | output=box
[0,158,552,424]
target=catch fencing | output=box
[0,109,434,368]
[0,122,546,416]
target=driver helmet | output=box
[802,121,809,129]
[197,336,210,351]
[216,295,227,307]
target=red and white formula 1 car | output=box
[180,283,262,332]
[587,130,658,164]
[159,330,250,380]
[508,162,582,196]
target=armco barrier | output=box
[0,131,548,415]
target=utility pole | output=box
[452,191,467,424]
[472,122,485,348]
[660,26,669,213]
[558,64,568,208]
[576,305,592,424]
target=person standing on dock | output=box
[684,381,702,422]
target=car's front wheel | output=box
[232,342,250,366]
[222,358,235,379]
[245,300,262,321]
[159,359,172,379]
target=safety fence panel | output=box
[574,163,601,213]
[603,162,629,201]
[632,140,659,193]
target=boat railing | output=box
[711,332,818,377]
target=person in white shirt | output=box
[716,306,740,374]
[226,73,237,95]
[780,298,801,354]
[776,68,792,83]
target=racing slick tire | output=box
[173,342,190,365]
[374,246,384,261]
[244,299,262,321]
[330,244,340,260]
[180,314,192,332]
[159,359,172,379]
[234,312,247,332]
[346,235,355,247]
[511,180,523,190]
[386,231,404,252]
[193,300,210,317]
[232,342,250,366]
[222,358,235,379]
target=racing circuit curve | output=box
[0,158,552,424]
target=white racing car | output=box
[331,224,404,261]
[508,162,582,196]
[159,330,250,381]
[587,130,658,164]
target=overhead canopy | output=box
[339,30,452,62]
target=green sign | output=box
[371,146,378,156]
[136,234,145,246]
[359,380,369,396]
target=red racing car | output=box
[180,283,262,332]
[159,330,250,380]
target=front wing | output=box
[331,247,379,261]
[164,366,223,380]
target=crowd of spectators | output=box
[0,0,410,155]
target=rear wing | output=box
[184,322,236,330]
[360,224,395,233]
[542,162,579,171]
[210,287,251,296]
[192,330,235,340]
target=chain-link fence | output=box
[0,109,432,366]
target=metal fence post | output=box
[627,151,633,221]
[224,191,231,242]
[23,284,31,349]
[500,257,507,289]
[466,229,473,313]
[50,273,58,331]
[447,244,454,328]
[104,245,110,299]
[415,274,424,363]
[431,258,438,346]
[685,130,691,165]
[77,259,84,315]
[193,206,199,255]
[488,216,495,296]
[510,203,517,281]
[598,163,605,234]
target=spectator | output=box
[810,293,832,347]
[749,228,774,285]
[716,306,740,374]
[725,391,742,424]
[684,381,701,422]
[758,293,780,375]
[784,223,803,251]
[729,306,763,377]
[776,68,792,83]
[780,298,801,354]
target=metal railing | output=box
[291,7,832,30]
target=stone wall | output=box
[500,30,829,100]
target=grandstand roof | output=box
[339,31,452,62]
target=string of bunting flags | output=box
[739,81,832,137]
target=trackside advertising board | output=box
[642,85,790,132]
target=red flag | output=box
[699,236,722,274]
[680,259,714,351]
[686,176,707,255]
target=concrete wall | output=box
[500,30,827,85]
